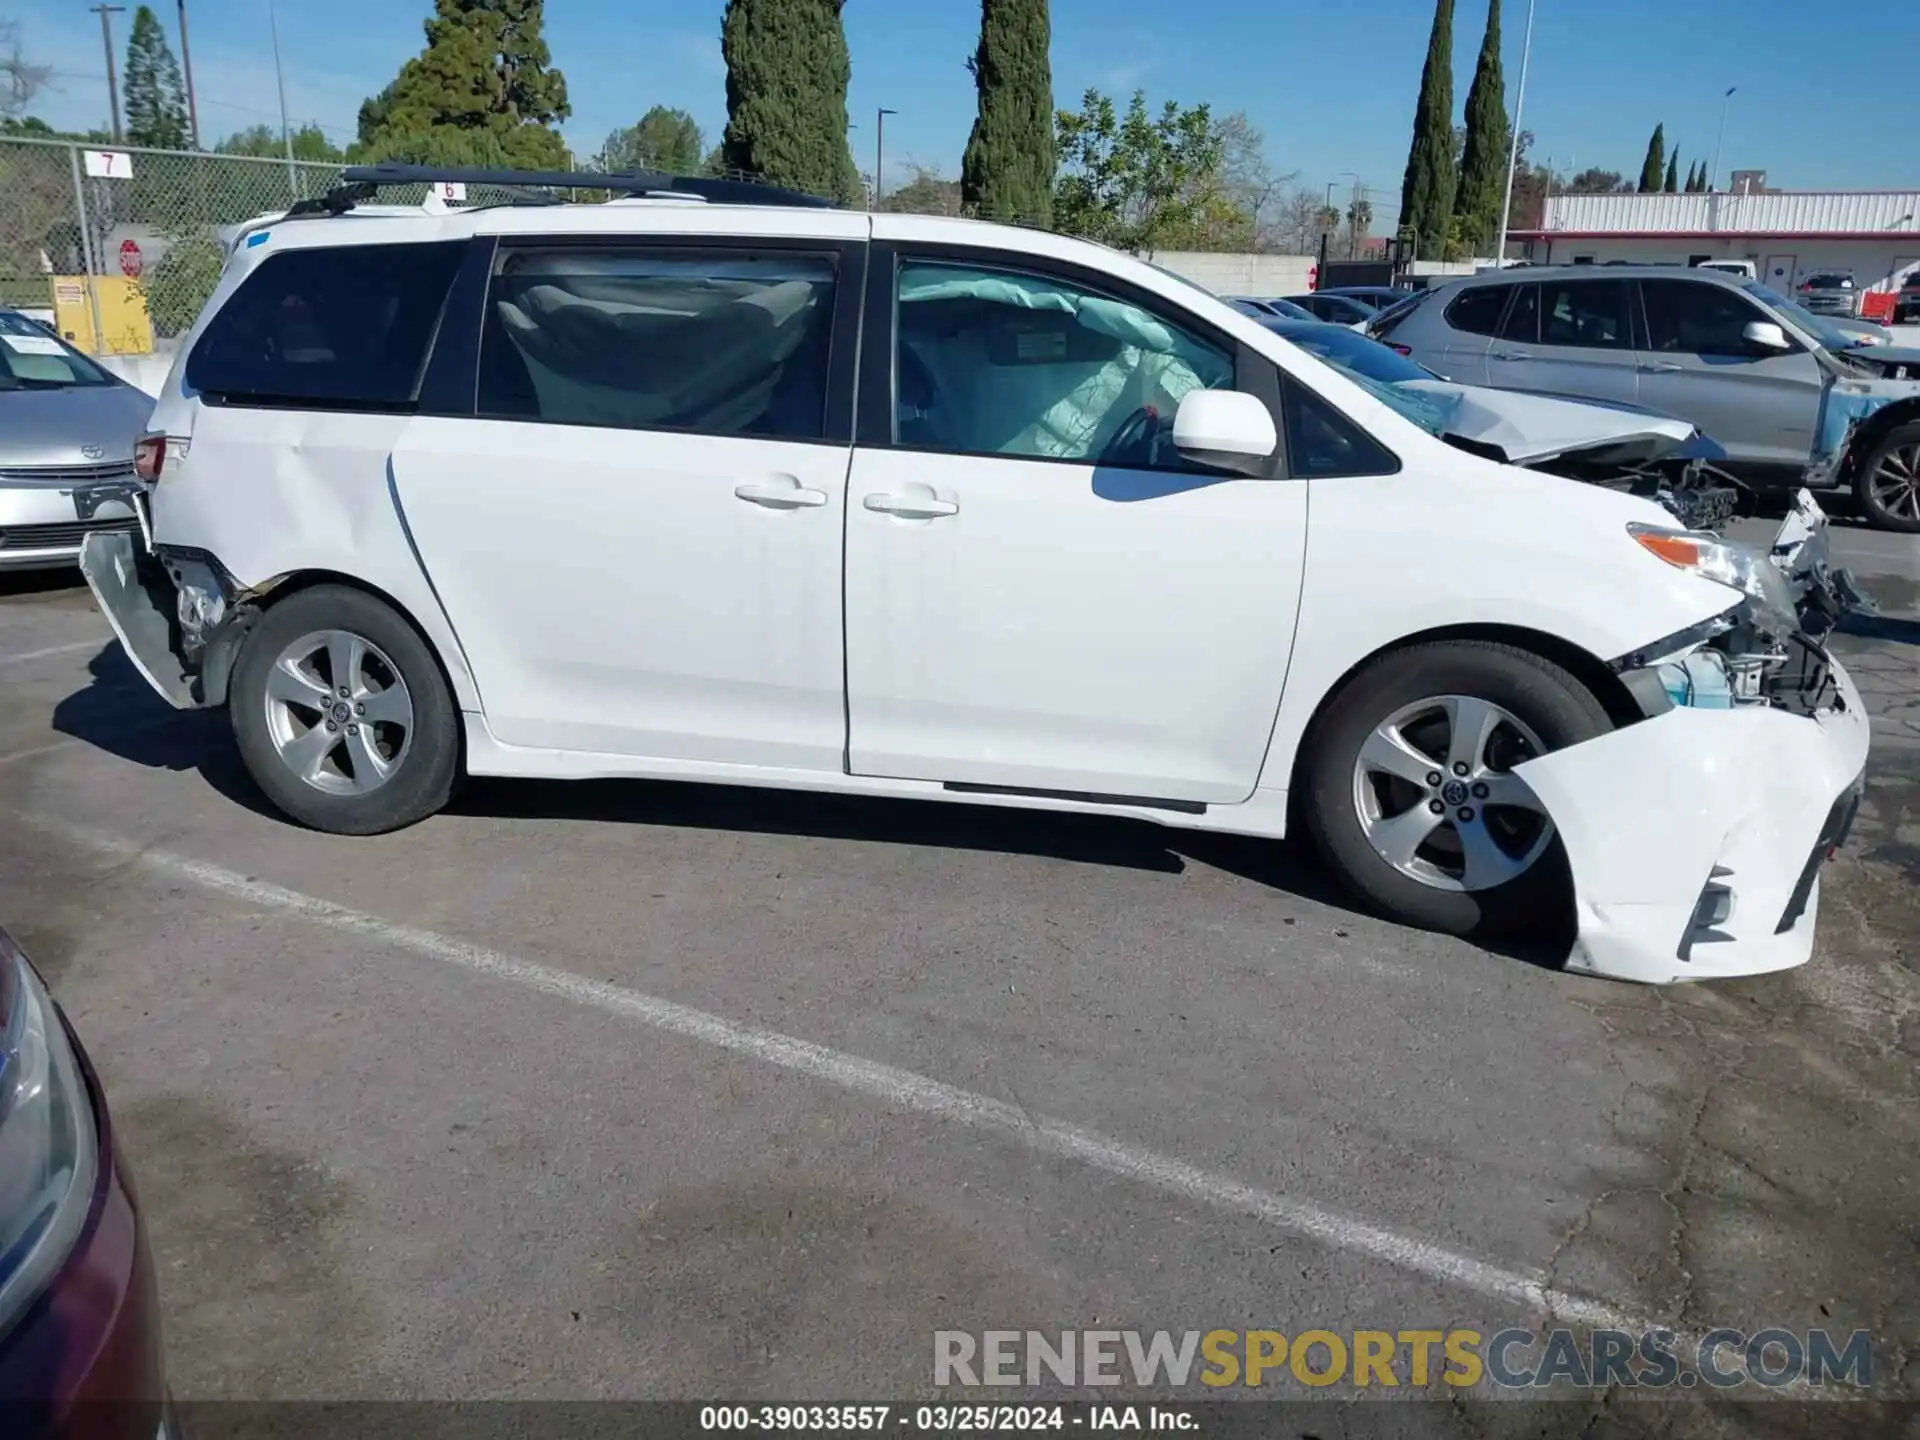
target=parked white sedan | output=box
[83,164,1869,985]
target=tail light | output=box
[1386,342,1413,356]
[133,434,166,482]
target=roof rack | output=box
[285,162,841,219]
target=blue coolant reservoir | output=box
[1657,651,1735,709]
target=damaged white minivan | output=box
[83,164,1872,985]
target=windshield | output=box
[1339,366,1457,436]
[0,312,116,389]
[1265,321,1435,383]
[1741,282,1860,353]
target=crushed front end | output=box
[1511,491,1874,984]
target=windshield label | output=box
[2,333,67,356]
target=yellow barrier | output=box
[48,275,155,356]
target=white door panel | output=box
[844,450,1307,803]
[393,417,849,769]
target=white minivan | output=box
[82,164,1870,986]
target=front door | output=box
[1487,276,1641,405]
[842,248,1308,806]
[1634,277,1826,471]
[391,234,861,770]
[1763,253,1798,295]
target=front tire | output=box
[1300,640,1611,939]
[1855,422,1920,533]
[230,584,459,834]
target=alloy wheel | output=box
[261,629,414,796]
[1869,442,1920,525]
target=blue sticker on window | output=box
[245,231,270,247]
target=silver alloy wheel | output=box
[1869,441,1920,524]
[261,629,414,796]
[1351,694,1554,893]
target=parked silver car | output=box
[0,311,155,570]
[1374,265,1920,530]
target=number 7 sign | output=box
[83,150,134,179]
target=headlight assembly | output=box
[0,927,99,1343]
[1627,523,1800,630]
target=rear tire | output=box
[1300,640,1611,939]
[1854,422,1920,533]
[230,584,459,834]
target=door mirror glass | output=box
[1172,390,1277,475]
[1742,320,1791,352]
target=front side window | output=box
[1538,279,1632,350]
[1444,286,1509,337]
[478,246,837,440]
[893,259,1234,469]
[1641,280,1779,358]
[1282,378,1402,478]
[186,241,464,407]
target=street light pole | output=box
[1494,0,1537,268]
[875,107,896,209]
[1709,86,1737,192]
[88,4,127,143]
[267,0,296,197]
[176,0,200,148]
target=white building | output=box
[1512,182,1920,309]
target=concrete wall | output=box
[1518,235,1920,299]
[96,350,173,396]
[1148,251,1319,297]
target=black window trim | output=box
[188,237,469,413]
[447,230,868,447]
[1497,282,1539,345]
[858,238,1294,480]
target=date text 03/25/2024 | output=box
[698,1405,1192,1432]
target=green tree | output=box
[123,5,189,149]
[960,0,1055,227]
[1567,166,1627,194]
[3,20,52,120]
[215,123,343,162]
[720,0,860,203]
[1663,150,1679,193]
[1453,0,1508,255]
[596,105,703,174]
[352,0,571,170]
[1637,122,1665,193]
[1052,87,1240,252]
[135,229,224,337]
[1398,0,1456,261]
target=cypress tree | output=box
[123,5,189,149]
[1454,0,1508,255]
[1398,0,1457,261]
[1637,123,1665,193]
[721,0,861,204]
[1663,151,1679,193]
[960,0,1055,227]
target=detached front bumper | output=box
[1514,657,1871,985]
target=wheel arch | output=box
[211,568,476,741]
[1282,622,1638,804]
[1836,399,1920,491]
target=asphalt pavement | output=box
[0,511,1914,1434]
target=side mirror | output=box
[1743,320,1791,352]
[1172,390,1277,476]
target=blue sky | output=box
[12,0,1917,221]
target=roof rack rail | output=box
[284,162,841,220]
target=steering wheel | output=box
[1100,405,1171,468]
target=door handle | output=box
[863,492,959,519]
[1494,349,1533,361]
[734,480,828,509]
[1641,361,1684,373]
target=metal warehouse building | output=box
[1511,179,1920,314]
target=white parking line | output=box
[35,816,1660,1337]
[0,638,112,666]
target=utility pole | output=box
[89,4,127,144]
[874,107,896,209]
[1709,86,1737,193]
[176,0,200,148]
[1494,0,1537,267]
[267,0,296,197]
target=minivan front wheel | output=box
[230,585,459,834]
[1300,641,1611,939]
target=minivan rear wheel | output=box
[230,585,459,834]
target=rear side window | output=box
[1499,284,1540,342]
[1538,279,1632,350]
[186,241,464,408]
[477,246,838,441]
[1443,286,1509,337]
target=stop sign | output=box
[118,239,143,277]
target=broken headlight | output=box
[1626,524,1800,632]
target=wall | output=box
[1541,190,1920,237]
[1517,235,1920,298]
[1147,251,1319,297]
[96,346,175,396]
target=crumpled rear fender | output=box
[1512,662,1871,985]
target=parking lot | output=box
[0,513,1915,1424]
